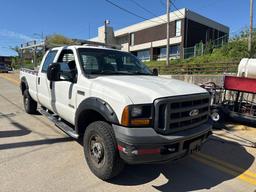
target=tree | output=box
[46,34,76,46]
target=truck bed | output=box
[20,68,39,101]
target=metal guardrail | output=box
[149,62,239,75]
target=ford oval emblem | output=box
[189,109,199,117]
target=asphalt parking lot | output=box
[1,73,256,192]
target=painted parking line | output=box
[193,152,256,186]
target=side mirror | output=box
[152,68,158,76]
[47,63,61,81]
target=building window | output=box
[175,20,181,37]
[130,33,135,46]
[158,45,180,59]
[137,49,150,61]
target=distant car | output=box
[0,63,8,73]
[7,66,13,71]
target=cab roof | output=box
[51,45,122,52]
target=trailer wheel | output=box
[23,89,37,114]
[83,121,124,180]
[210,108,226,129]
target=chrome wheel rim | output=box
[89,134,105,167]
[211,112,220,122]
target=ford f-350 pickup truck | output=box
[20,45,212,180]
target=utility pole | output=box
[104,20,110,44]
[248,0,254,56]
[166,0,170,66]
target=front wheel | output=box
[23,89,37,114]
[83,121,124,180]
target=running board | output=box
[39,108,79,139]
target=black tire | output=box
[83,121,124,180]
[23,89,37,114]
[210,108,226,129]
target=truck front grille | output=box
[154,93,210,135]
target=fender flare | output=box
[75,97,119,132]
[20,77,28,95]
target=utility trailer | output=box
[203,58,256,126]
[221,75,256,124]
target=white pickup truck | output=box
[20,45,212,180]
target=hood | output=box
[91,75,208,104]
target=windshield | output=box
[78,48,152,75]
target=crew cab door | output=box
[37,50,58,111]
[51,49,78,123]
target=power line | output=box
[169,0,184,17]
[128,0,167,22]
[104,0,164,24]
[160,0,183,19]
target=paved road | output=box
[0,75,256,192]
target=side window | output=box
[57,50,77,81]
[41,50,58,73]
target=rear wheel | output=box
[83,121,124,180]
[23,89,37,114]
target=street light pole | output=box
[166,0,170,66]
[248,0,254,56]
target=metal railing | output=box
[183,35,229,59]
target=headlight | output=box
[130,106,143,117]
[121,104,152,127]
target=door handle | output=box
[38,77,40,85]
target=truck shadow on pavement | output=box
[110,136,254,192]
[0,112,73,150]
[0,137,73,150]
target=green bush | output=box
[46,34,76,45]
[144,29,256,74]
